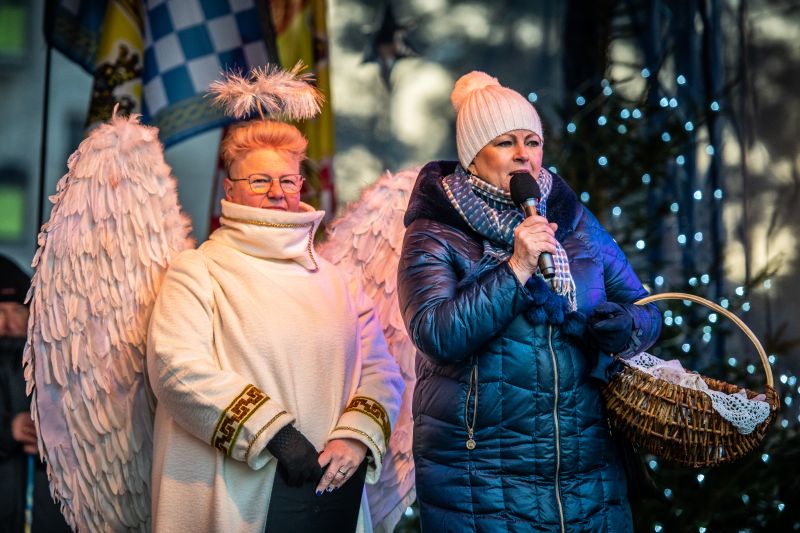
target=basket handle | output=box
[634,292,773,388]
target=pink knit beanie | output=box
[451,71,543,169]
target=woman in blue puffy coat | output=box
[397,71,662,532]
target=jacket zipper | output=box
[548,325,566,533]
[465,363,478,450]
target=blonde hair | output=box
[221,120,308,172]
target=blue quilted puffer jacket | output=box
[397,162,661,532]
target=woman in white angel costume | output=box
[146,73,404,531]
[24,64,407,533]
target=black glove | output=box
[266,424,323,487]
[587,301,633,354]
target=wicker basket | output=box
[601,292,780,468]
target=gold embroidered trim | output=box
[222,216,319,271]
[245,410,288,462]
[344,396,391,445]
[332,426,384,463]
[305,225,318,271]
[222,216,311,229]
[212,384,269,456]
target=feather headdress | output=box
[208,61,324,121]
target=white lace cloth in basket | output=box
[626,353,771,435]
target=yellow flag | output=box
[271,0,336,216]
[85,0,144,128]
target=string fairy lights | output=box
[549,52,796,533]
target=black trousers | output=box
[264,461,367,533]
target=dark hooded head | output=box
[0,255,30,338]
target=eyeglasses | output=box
[229,174,305,194]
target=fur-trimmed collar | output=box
[404,160,582,242]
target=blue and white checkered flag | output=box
[142,0,275,146]
[46,0,278,147]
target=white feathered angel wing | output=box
[318,167,420,533]
[23,113,193,531]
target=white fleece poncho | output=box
[147,200,404,532]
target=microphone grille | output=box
[509,172,541,205]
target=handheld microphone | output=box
[509,172,556,279]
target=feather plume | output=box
[317,168,420,533]
[208,61,324,121]
[24,111,193,531]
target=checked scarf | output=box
[442,165,577,310]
